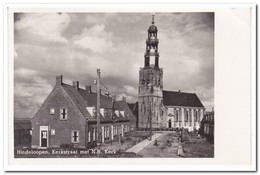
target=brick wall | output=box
[31,85,87,148]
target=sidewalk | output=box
[126,133,162,153]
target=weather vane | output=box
[152,13,155,24]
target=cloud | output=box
[14,69,53,118]
[14,12,214,118]
[73,24,116,53]
[15,13,70,44]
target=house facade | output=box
[31,75,136,148]
[14,118,32,147]
[200,111,214,141]
[138,15,205,131]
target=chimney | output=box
[122,96,126,102]
[56,75,63,85]
[73,81,79,90]
[86,86,92,93]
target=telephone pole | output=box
[149,101,152,140]
[96,68,101,149]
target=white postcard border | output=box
[3,3,256,171]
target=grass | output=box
[138,132,180,158]
[182,133,214,158]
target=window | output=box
[120,111,125,117]
[185,109,188,122]
[175,109,179,122]
[50,108,55,115]
[189,109,192,122]
[86,107,95,117]
[88,131,91,142]
[100,108,106,117]
[179,109,182,122]
[194,110,198,122]
[93,128,96,141]
[71,130,79,143]
[106,127,109,138]
[60,108,68,120]
[113,127,116,136]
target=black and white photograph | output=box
[4,3,256,172]
[13,12,214,158]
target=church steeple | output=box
[138,13,164,129]
[144,13,159,68]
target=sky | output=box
[14,12,214,118]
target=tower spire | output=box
[144,13,159,68]
[152,13,155,24]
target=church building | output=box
[138,15,205,132]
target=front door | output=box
[168,119,172,128]
[41,130,48,147]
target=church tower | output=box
[138,14,166,129]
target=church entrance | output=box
[168,119,172,128]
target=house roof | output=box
[78,88,113,109]
[114,101,135,122]
[128,102,138,117]
[14,118,32,130]
[60,83,131,122]
[163,90,204,108]
[62,84,91,118]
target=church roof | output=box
[163,90,204,108]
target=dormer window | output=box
[86,107,95,117]
[115,110,120,117]
[60,108,68,120]
[120,111,125,117]
[100,108,106,117]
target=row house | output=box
[31,75,136,148]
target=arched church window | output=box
[176,110,179,122]
[185,109,188,122]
